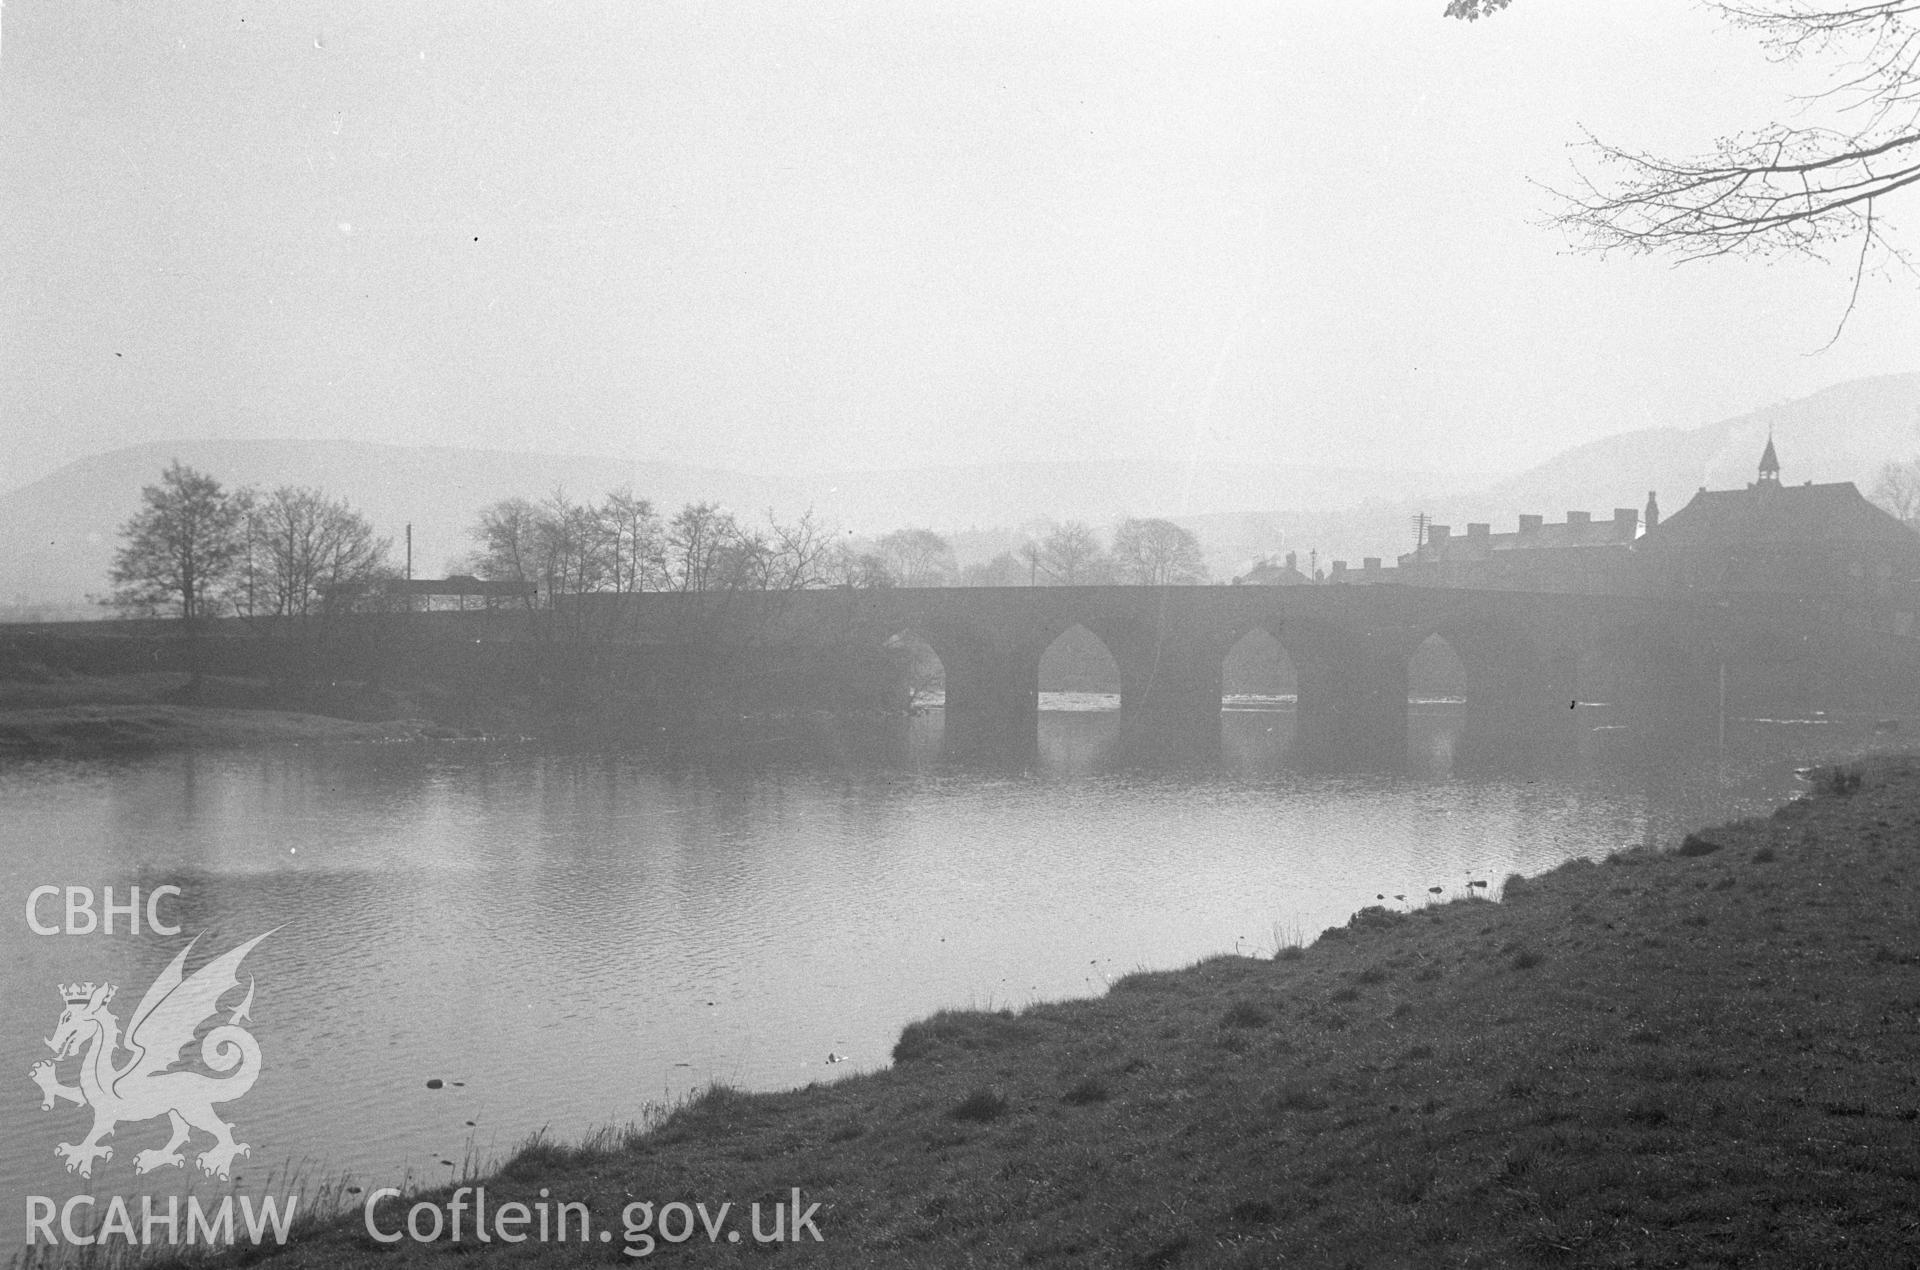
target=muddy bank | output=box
[0,669,515,760]
[0,703,446,760]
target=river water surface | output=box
[0,701,1857,1244]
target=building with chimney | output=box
[1391,506,1642,593]
[1232,551,1311,586]
[1257,438,1920,623]
[1634,438,1920,617]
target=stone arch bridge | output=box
[837,585,1642,763]
[581,585,1866,765]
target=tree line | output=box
[109,462,392,625]
[863,517,1209,588]
[465,492,842,601]
[464,502,1209,595]
[107,462,1215,625]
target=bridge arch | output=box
[1415,613,1545,685]
[1222,625,1296,702]
[1238,614,1410,768]
[1037,622,1123,699]
[1408,632,1467,701]
[881,628,948,712]
[879,616,1040,750]
[1406,631,1467,772]
[793,583,1621,766]
[1409,615,1576,767]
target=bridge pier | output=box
[940,644,1040,759]
[1115,637,1224,760]
[1612,632,1723,759]
[1457,649,1583,770]
[1294,644,1409,770]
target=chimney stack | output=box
[1518,514,1543,536]
[1613,507,1638,540]
[1567,510,1591,527]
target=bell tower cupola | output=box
[1757,433,1781,488]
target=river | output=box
[0,700,1870,1245]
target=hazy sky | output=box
[4,0,1918,492]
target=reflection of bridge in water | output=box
[595,585,1913,769]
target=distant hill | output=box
[793,460,1476,533]
[1471,372,1920,526]
[4,373,1915,609]
[1214,372,1920,573]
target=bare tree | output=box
[1874,456,1920,522]
[471,493,836,599]
[534,489,607,600]
[876,527,957,587]
[469,497,544,609]
[241,486,391,623]
[960,552,1028,586]
[109,462,252,620]
[761,510,838,592]
[1037,520,1110,584]
[665,502,743,593]
[597,488,664,594]
[827,543,895,588]
[1111,518,1209,586]
[1451,1,1920,337]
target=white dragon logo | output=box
[28,932,271,1181]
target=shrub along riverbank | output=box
[134,755,1920,1268]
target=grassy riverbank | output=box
[0,672,474,759]
[125,755,1918,1268]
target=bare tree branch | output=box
[1456,1,1920,341]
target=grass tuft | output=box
[893,1008,1034,1064]
[1220,1001,1273,1029]
[1676,833,1722,857]
[1228,1199,1278,1225]
[1347,905,1406,933]
[1061,1075,1110,1105]
[1266,1083,1331,1113]
[948,1088,1009,1123]
[1813,764,1863,797]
